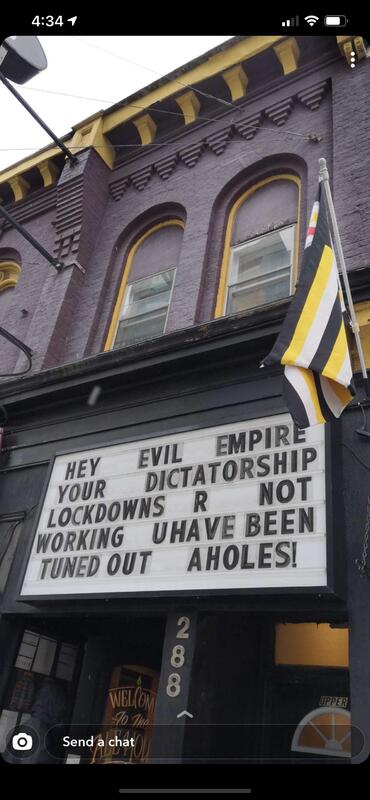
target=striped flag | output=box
[262,184,355,428]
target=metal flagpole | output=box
[318,157,370,397]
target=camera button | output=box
[5,724,40,761]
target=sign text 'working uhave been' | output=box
[21,414,326,596]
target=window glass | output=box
[0,628,79,757]
[275,623,349,667]
[226,225,295,315]
[114,269,175,348]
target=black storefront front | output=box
[0,308,368,768]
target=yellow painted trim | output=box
[104,219,185,351]
[352,301,370,370]
[8,175,30,202]
[353,301,370,326]
[102,37,284,135]
[342,40,355,64]
[214,174,301,318]
[132,114,157,146]
[293,177,301,289]
[336,35,352,48]
[0,147,61,183]
[0,260,21,292]
[0,37,289,186]
[222,64,248,101]
[69,117,115,168]
[273,37,300,75]
[354,37,367,60]
[337,35,367,62]
[38,159,59,188]
[175,91,200,124]
[0,36,287,185]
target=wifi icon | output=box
[305,14,319,26]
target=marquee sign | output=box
[20,414,327,597]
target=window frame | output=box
[112,266,176,349]
[224,223,296,316]
[0,260,21,293]
[105,219,185,351]
[214,174,301,318]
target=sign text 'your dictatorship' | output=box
[21,414,326,596]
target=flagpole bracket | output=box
[318,157,329,181]
[356,402,370,438]
[350,320,360,334]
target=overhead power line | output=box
[17,84,218,123]
[0,125,320,155]
[75,37,239,110]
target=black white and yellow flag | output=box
[263,184,355,428]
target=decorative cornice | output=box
[130,165,154,191]
[69,117,115,168]
[273,37,300,75]
[133,114,157,146]
[337,35,367,63]
[38,159,59,188]
[8,175,30,202]
[0,37,349,199]
[222,64,248,101]
[178,142,205,168]
[175,91,200,124]
[264,97,294,126]
[234,113,262,140]
[206,128,233,156]
[110,177,130,201]
[154,154,179,181]
[297,80,329,111]
[109,79,330,201]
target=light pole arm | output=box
[0,70,78,165]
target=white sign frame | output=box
[19,413,331,599]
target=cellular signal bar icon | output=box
[282,16,299,27]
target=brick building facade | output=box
[0,35,369,767]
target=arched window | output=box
[105,220,184,350]
[215,175,300,317]
[0,259,21,293]
[291,707,351,758]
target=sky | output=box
[0,36,232,172]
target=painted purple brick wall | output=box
[0,44,369,374]
[0,206,56,374]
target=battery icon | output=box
[324,15,347,26]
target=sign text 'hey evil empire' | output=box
[21,414,326,596]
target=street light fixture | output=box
[0,35,77,271]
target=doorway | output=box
[263,621,350,762]
[70,615,166,764]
